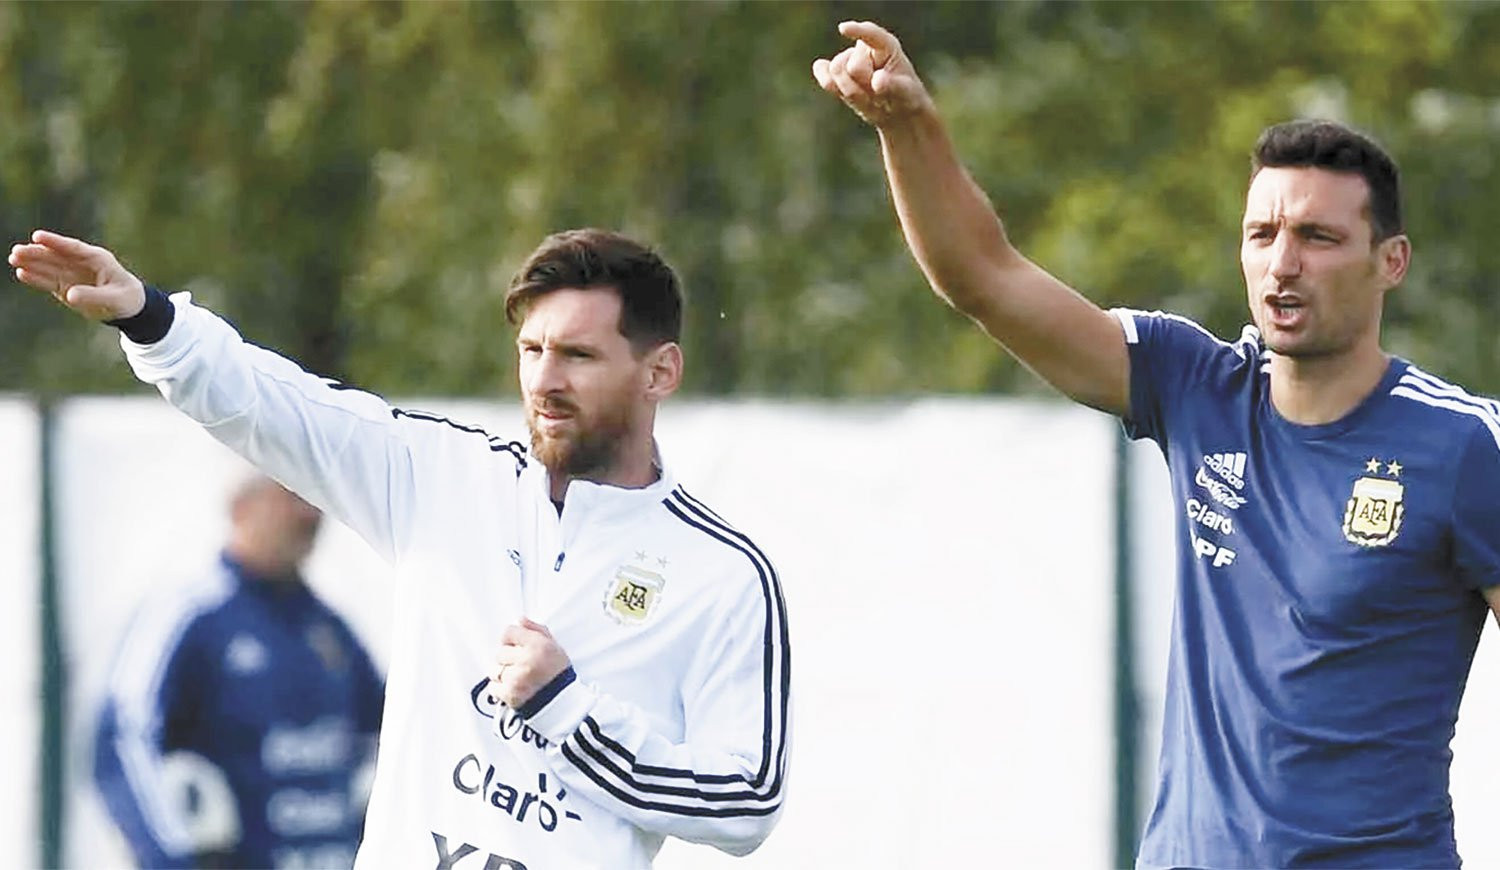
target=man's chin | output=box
[1262,338,1340,360]
[531,436,571,470]
[534,438,621,483]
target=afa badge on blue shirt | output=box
[1343,459,1405,547]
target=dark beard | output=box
[527,401,632,479]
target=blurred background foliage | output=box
[2,0,1498,398]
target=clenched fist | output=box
[492,617,573,711]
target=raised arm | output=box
[10,230,418,562]
[813,21,1129,415]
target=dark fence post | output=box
[1113,429,1139,868]
[39,399,65,868]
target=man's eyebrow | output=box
[1290,220,1345,235]
[1241,217,1344,233]
[532,338,600,355]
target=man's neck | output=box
[223,549,301,583]
[546,442,661,503]
[1268,345,1390,426]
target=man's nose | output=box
[525,350,565,395]
[1269,232,1300,280]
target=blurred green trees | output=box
[2,0,1498,397]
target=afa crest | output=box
[604,564,665,626]
[1342,466,1405,547]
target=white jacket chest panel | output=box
[403,449,707,741]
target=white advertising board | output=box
[54,396,1117,869]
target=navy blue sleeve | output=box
[93,622,206,869]
[95,700,191,869]
[1113,309,1251,446]
[1451,424,1500,591]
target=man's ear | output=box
[644,342,683,401]
[1376,233,1411,291]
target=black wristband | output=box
[105,285,175,344]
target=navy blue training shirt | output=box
[1117,309,1500,869]
[94,555,385,869]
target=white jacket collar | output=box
[527,442,676,522]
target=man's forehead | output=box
[1244,166,1371,224]
[518,287,623,337]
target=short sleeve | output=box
[1451,424,1500,590]
[1110,309,1253,446]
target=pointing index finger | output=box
[837,20,898,66]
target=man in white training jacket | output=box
[12,227,792,870]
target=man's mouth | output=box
[532,404,577,432]
[1265,294,1306,328]
[533,399,576,418]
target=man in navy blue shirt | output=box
[95,476,384,869]
[816,20,1500,869]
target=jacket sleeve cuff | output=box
[515,668,597,743]
[106,285,175,344]
[118,291,201,372]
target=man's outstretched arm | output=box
[813,21,1130,416]
[9,230,418,563]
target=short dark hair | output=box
[1251,120,1403,242]
[505,228,682,352]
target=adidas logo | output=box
[1203,452,1247,490]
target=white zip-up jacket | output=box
[118,291,792,869]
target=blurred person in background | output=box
[817,19,1500,870]
[94,474,384,869]
[11,228,790,868]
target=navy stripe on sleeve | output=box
[517,666,576,719]
[550,486,790,818]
